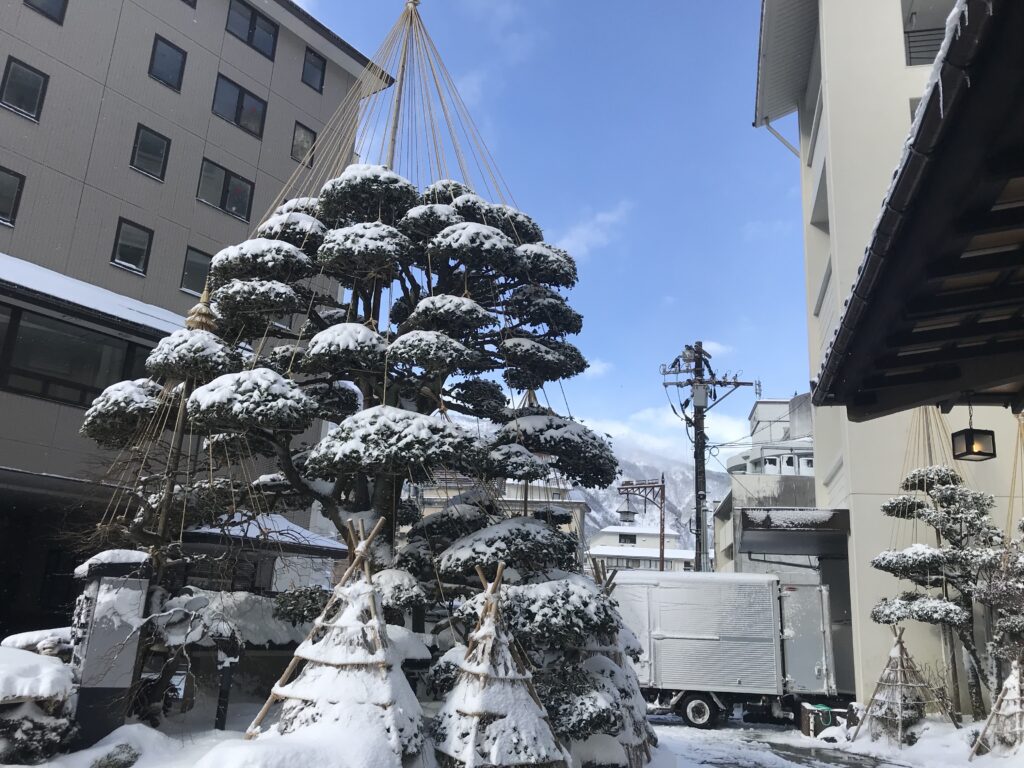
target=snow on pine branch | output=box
[188,368,316,433]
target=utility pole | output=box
[617,477,666,571]
[661,341,757,572]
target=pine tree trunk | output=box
[372,474,402,555]
[958,625,989,720]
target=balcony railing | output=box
[905,28,946,66]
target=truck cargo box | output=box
[614,571,783,696]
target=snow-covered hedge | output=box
[209,239,309,286]
[438,517,577,579]
[317,164,419,227]
[302,322,388,373]
[146,329,242,382]
[80,378,163,448]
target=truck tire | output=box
[679,694,719,729]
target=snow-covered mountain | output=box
[576,445,730,549]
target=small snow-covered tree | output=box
[432,573,568,768]
[870,466,1002,718]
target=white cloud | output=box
[582,358,613,379]
[555,201,634,259]
[702,340,732,357]
[580,404,752,467]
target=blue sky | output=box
[298,0,806,462]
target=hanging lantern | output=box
[952,404,996,461]
[617,497,637,523]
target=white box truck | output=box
[613,570,841,728]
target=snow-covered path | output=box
[651,723,909,768]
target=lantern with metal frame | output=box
[951,404,996,462]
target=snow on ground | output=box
[0,647,73,703]
[19,710,1017,767]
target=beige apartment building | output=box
[755,0,1022,701]
[0,0,370,634]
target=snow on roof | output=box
[74,549,150,578]
[0,252,184,335]
[188,513,347,554]
[597,525,681,536]
[588,545,695,560]
[0,646,73,703]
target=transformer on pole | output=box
[661,341,756,572]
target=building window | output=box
[111,218,154,274]
[130,124,171,180]
[0,166,25,226]
[226,0,278,60]
[212,75,266,138]
[291,122,316,166]
[302,47,326,92]
[618,533,636,545]
[197,158,254,221]
[23,0,68,24]
[0,304,151,407]
[1,58,49,120]
[149,35,187,92]
[181,247,212,295]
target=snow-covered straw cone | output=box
[432,572,568,768]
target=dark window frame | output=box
[196,157,255,222]
[302,47,326,92]
[212,74,267,139]
[291,121,316,167]
[180,246,213,296]
[129,124,172,181]
[618,533,637,545]
[23,0,68,24]
[148,35,187,92]
[110,217,154,274]
[226,0,278,60]
[0,165,26,226]
[0,57,50,121]
[0,303,153,408]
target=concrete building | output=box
[414,471,591,539]
[588,524,694,573]
[0,0,370,635]
[754,0,1022,701]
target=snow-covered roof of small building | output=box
[74,549,150,578]
[0,252,184,335]
[588,545,695,561]
[185,513,347,558]
[596,525,681,536]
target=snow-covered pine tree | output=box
[432,565,569,768]
[870,466,1003,718]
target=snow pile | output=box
[188,368,316,432]
[146,328,241,381]
[0,647,73,703]
[74,549,150,578]
[303,322,387,371]
[1,627,72,656]
[306,405,472,476]
[744,508,836,528]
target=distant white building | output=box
[587,524,694,573]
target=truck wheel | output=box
[679,694,719,729]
